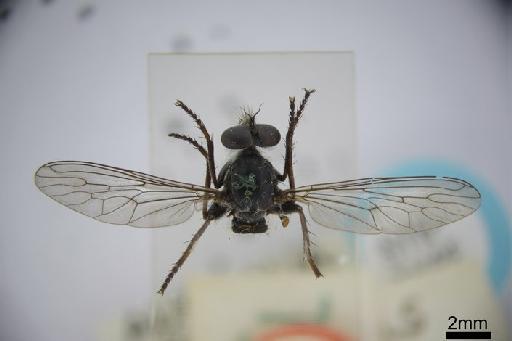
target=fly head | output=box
[221,107,281,149]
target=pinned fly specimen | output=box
[34,89,481,295]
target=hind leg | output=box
[277,202,323,277]
[157,219,211,295]
[157,203,227,295]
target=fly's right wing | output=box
[284,176,481,234]
[35,161,219,228]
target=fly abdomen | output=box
[231,216,268,233]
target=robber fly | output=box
[34,89,481,295]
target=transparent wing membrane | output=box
[287,176,481,234]
[35,161,217,228]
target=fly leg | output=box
[297,205,323,277]
[174,100,220,188]
[167,133,211,218]
[167,133,208,159]
[280,202,323,278]
[158,203,227,295]
[157,219,211,295]
[278,89,316,192]
[170,100,221,218]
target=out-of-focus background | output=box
[1,1,510,341]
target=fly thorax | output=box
[226,148,276,212]
[231,172,258,210]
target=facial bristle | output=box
[238,105,261,125]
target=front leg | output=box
[279,89,316,192]
[174,100,221,189]
[170,101,221,218]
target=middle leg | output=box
[167,133,211,218]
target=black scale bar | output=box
[446,331,491,339]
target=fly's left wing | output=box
[35,161,219,228]
[284,176,481,234]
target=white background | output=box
[0,1,510,341]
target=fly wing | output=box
[35,161,218,228]
[285,176,481,234]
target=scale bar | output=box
[446,331,491,339]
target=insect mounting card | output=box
[148,52,358,340]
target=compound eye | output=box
[254,124,281,147]
[221,125,253,149]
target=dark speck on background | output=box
[209,23,231,40]
[126,318,147,339]
[219,93,244,121]
[495,0,511,9]
[0,0,13,22]
[40,0,55,5]
[170,33,193,52]
[166,118,187,135]
[77,3,95,21]
[0,8,10,22]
